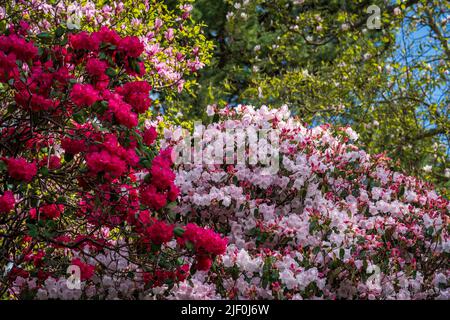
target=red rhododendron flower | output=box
[167,184,180,202]
[145,220,174,245]
[179,223,227,256]
[39,155,61,170]
[143,127,157,146]
[0,51,19,82]
[0,191,15,213]
[176,264,190,281]
[61,137,87,155]
[7,157,37,182]
[8,266,29,281]
[0,34,38,61]
[14,91,59,112]
[70,83,101,107]
[118,36,145,58]
[86,150,127,178]
[71,258,95,281]
[48,155,61,170]
[152,152,173,169]
[195,255,213,271]
[116,81,152,114]
[150,161,176,190]
[106,95,138,128]
[92,27,121,47]
[86,57,108,77]
[31,204,64,220]
[140,185,167,210]
[158,148,175,166]
[68,31,99,51]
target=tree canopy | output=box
[175,0,450,194]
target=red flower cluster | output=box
[70,84,101,107]
[0,33,38,61]
[118,36,145,58]
[0,33,70,113]
[85,134,139,180]
[179,223,228,256]
[116,81,152,114]
[69,27,144,58]
[140,185,168,210]
[0,191,15,213]
[143,127,158,146]
[86,57,108,78]
[68,31,97,51]
[61,138,86,155]
[39,155,61,170]
[177,223,228,271]
[140,149,179,210]
[71,258,96,281]
[145,220,174,245]
[69,26,145,76]
[66,27,151,127]
[196,255,213,271]
[0,49,18,82]
[104,91,138,128]
[6,157,37,182]
[151,154,176,190]
[30,204,64,220]
[143,264,190,287]
[0,23,226,294]
[86,150,127,179]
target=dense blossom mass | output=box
[5,0,209,94]
[0,18,225,299]
[162,105,449,300]
[0,1,448,301]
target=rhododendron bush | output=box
[162,105,449,300]
[0,18,225,299]
[0,1,449,301]
[3,0,211,101]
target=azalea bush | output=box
[0,20,226,299]
[162,105,449,300]
[187,0,450,194]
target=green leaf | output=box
[39,167,49,176]
[173,227,185,237]
[105,68,117,77]
[73,111,85,124]
[37,32,52,42]
[185,241,194,251]
[151,243,161,252]
[0,160,6,172]
[27,224,39,238]
[312,246,320,255]
[143,173,152,183]
[140,158,152,168]
[55,26,65,38]
[37,32,51,38]
[166,202,177,210]
[64,153,74,163]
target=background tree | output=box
[175,0,449,194]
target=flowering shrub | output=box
[162,105,449,300]
[3,0,211,96]
[0,2,448,301]
[0,22,225,299]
